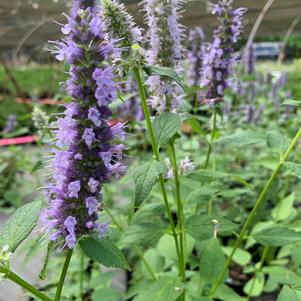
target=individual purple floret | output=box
[41,7,126,249]
[187,27,205,86]
[200,0,246,105]
[143,0,185,112]
[70,0,99,18]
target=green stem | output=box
[54,249,73,301]
[105,208,157,281]
[169,142,186,282]
[134,67,181,263]
[204,109,217,169]
[209,127,301,298]
[0,266,52,301]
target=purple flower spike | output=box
[41,4,126,249]
[200,0,246,105]
[143,0,185,112]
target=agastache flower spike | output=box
[143,0,185,112]
[244,44,255,75]
[42,6,126,249]
[101,0,143,73]
[187,27,205,87]
[200,0,246,105]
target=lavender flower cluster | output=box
[41,5,126,249]
[200,0,246,105]
[143,0,185,112]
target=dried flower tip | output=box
[212,219,220,239]
[32,106,50,137]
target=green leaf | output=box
[92,287,123,301]
[253,227,301,246]
[0,200,42,252]
[216,285,245,301]
[267,130,289,153]
[285,162,301,179]
[186,118,205,137]
[185,215,238,241]
[131,161,166,206]
[198,239,225,284]
[277,285,300,301]
[120,223,165,248]
[243,272,265,297]
[272,193,296,221]
[79,236,130,270]
[218,130,265,146]
[184,187,218,204]
[143,65,187,92]
[157,234,194,261]
[134,276,182,301]
[153,113,181,149]
[282,99,301,107]
[222,247,251,266]
[141,248,165,276]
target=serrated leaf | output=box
[267,130,289,153]
[0,200,42,252]
[120,223,165,248]
[153,113,181,149]
[198,239,226,284]
[79,237,129,270]
[143,65,187,92]
[184,187,218,204]
[185,215,238,241]
[285,162,301,179]
[131,161,166,206]
[253,227,301,246]
[277,285,300,301]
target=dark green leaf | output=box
[0,200,42,252]
[131,161,166,206]
[253,227,301,246]
[153,113,181,149]
[143,65,187,92]
[79,236,130,270]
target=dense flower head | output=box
[42,7,126,249]
[187,27,205,86]
[200,0,246,105]
[143,0,185,112]
[101,0,143,72]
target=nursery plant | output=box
[1,0,301,301]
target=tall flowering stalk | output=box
[202,0,246,169]
[143,0,185,112]
[200,0,246,105]
[100,0,185,286]
[41,7,126,250]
